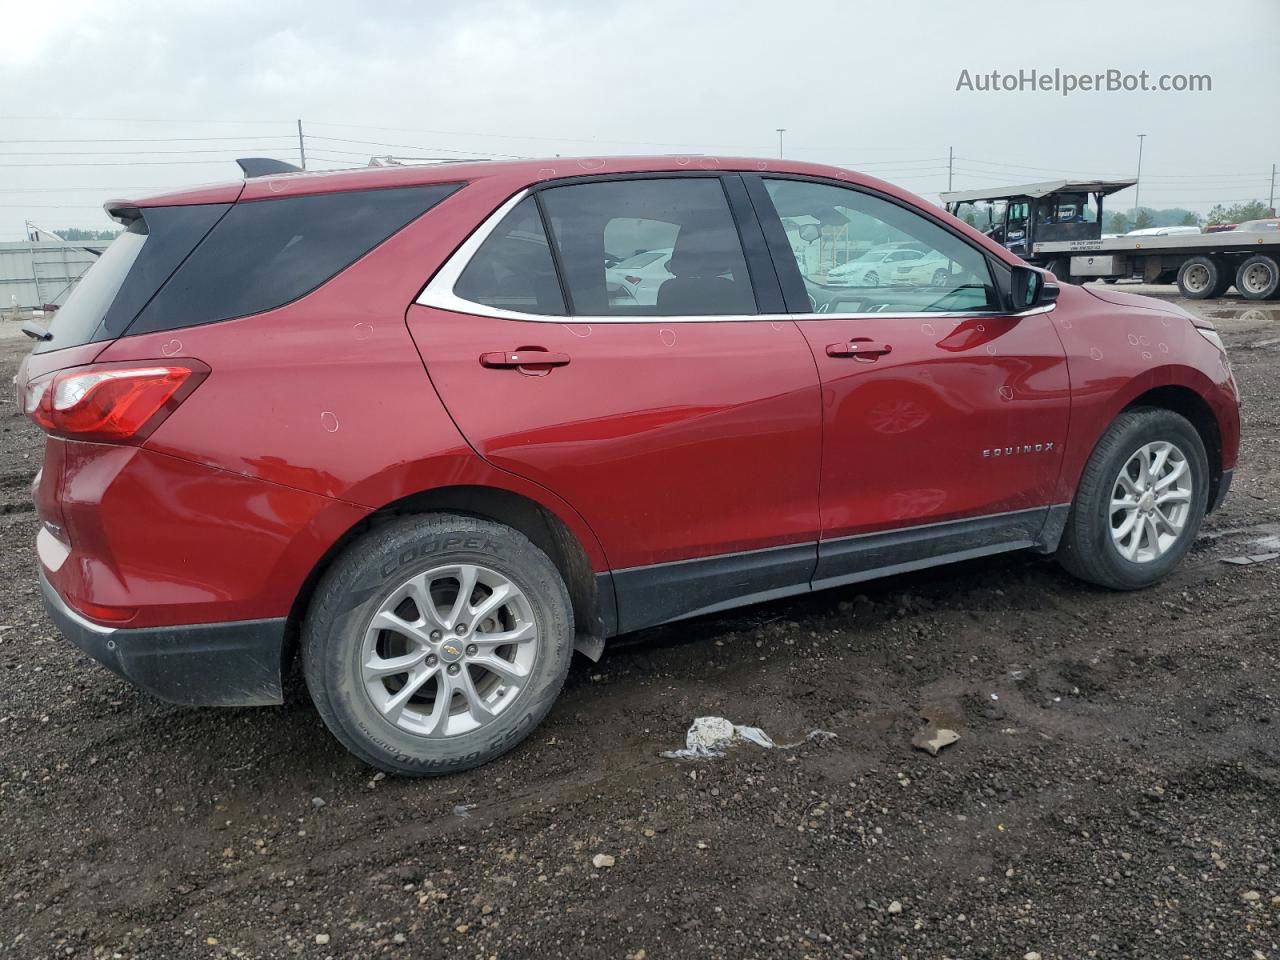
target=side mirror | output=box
[1010,265,1059,311]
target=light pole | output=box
[1134,133,1146,223]
[776,128,786,159]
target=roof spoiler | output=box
[236,157,303,178]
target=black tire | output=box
[1235,254,1280,301]
[1103,277,1119,284]
[1056,408,1209,590]
[303,515,574,775]
[1177,256,1231,299]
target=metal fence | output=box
[0,240,109,310]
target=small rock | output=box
[887,900,902,914]
[310,797,326,809]
[315,933,330,945]
[1024,953,1042,960]
[455,924,469,934]
[911,727,960,756]
[1242,890,1261,902]
[392,933,406,944]
[592,854,615,869]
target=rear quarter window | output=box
[129,183,461,335]
[32,203,231,354]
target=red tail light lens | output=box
[25,361,209,443]
[624,275,643,285]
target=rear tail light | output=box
[624,275,643,285]
[24,360,209,444]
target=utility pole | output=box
[948,146,954,191]
[1134,133,1146,221]
[297,119,307,170]
[1270,163,1276,215]
[776,128,786,159]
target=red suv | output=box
[17,156,1240,774]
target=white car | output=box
[1124,226,1202,237]
[605,247,673,306]
[826,246,952,288]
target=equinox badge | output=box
[983,442,1056,458]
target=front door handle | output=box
[826,338,893,360]
[479,349,571,370]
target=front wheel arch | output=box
[1121,385,1223,511]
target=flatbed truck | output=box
[940,179,1280,301]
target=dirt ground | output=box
[2,287,1278,960]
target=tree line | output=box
[1104,199,1274,234]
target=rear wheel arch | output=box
[285,485,613,675]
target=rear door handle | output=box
[826,338,893,360]
[479,350,571,370]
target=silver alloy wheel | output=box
[360,563,538,737]
[1240,261,1274,296]
[1182,263,1210,294]
[1109,440,1194,563]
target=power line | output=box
[0,135,294,144]
[0,146,320,156]
[0,157,295,167]
[307,135,526,159]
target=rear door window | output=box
[129,183,461,335]
[538,178,758,317]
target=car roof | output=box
[111,155,911,207]
[107,155,1024,269]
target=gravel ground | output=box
[1,290,1278,960]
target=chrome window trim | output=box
[415,187,1057,325]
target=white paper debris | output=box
[662,716,836,760]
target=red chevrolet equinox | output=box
[17,156,1240,774]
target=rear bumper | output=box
[40,572,286,707]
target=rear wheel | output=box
[1177,256,1231,299]
[303,515,574,775]
[1057,408,1208,590]
[1235,254,1280,301]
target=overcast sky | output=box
[1,0,1277,239]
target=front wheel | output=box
[303,515,574,775]
[1056,408,1208,590]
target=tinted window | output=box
[763,179,1000,314]
[32,225,146,354]
[539,178,757,316]
[130,183,460,335]
[454,196,565,315]
[612,249,666,270]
